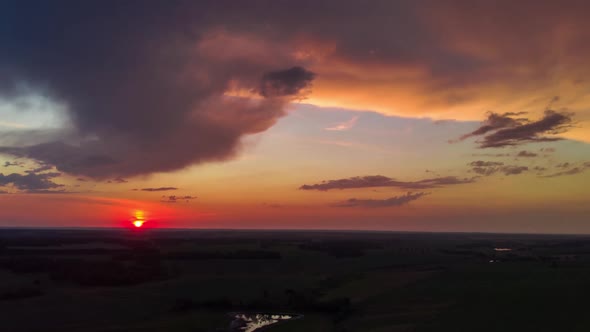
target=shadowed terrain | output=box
[1,229,590,331]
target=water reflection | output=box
[230,313,300,332]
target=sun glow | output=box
[131,210,146,228]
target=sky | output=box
[0,1,589,233]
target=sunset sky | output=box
[1,1,589,233]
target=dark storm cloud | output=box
[0,2,316,179]
[1,1,589,179]
[335,192,428,208]
[140,187,178,192]
[458,111,574,148]
[300,175,474,191]
[0,172,62,190]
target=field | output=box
[1,229,590,331]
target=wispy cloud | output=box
[138,187,178,192]
[300,175,474,191]
[469,161,528,176]
[517,150,538,158]
[542,162,590,178]
[325,116,359,131]
[161,195,197,203]
[335,192,428,208]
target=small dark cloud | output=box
[76,178,87,182]
[141,187,178,192]
[300,175,475,191]
[457,110,574,148]
[542,167,585,178]
[502,166,529,175]
[335,192,428,208]
[469,160,504,167]
[112,177,128,184]
[471,153,510,157]
[26,189,73,194]
[0,172,62,191]
[517,150,538,158]
[542,162,590,178]
[161,195,197,203]
[459,112,526,141]
[471,167,497,176]
[470,163,528,176]
[25,164,53,174]
[3,161,24,168]
[540,147,556,153]
[259,66,316,98]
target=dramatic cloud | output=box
[517,150,538,158]
[140,187,178,192]
[335,192,428,208]
[300,175,474,191]
[0,172,62,191]
[0,3,316,179]
[2,1,589,181]
[458,111,574,148]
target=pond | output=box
[229,312,302,332]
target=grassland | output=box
[1,229,590,331]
